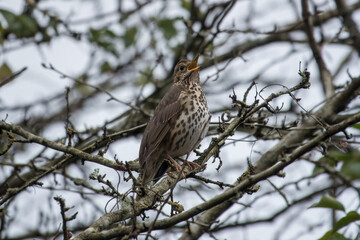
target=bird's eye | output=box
[179,66,185,71]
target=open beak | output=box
[187,54,200,72]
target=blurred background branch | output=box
[0,0,360,239]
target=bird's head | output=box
[173,55,200,85]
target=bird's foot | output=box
[168,170,186,179]
[176,157,201,169]
[166,154,182,172]
[166,154,186,179]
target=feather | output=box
[139,84,185,183]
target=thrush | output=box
[139,55,210,185]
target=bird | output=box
[139,55,210,185]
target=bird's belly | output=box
[167,101,210,157]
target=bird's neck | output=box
[177,80,200,89]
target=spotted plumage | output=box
[139,55,210,184]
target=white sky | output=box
[0,0,360,239]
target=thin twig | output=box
[0,67,27,88]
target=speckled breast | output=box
[166,85,210,157]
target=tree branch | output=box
[301,0,334,98]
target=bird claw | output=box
[165,154,201,180]
[166,155,182,172]
[168,170,186,179]
[176,157,201,169]
[165,154,186,179]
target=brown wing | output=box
[139,84,185,181]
